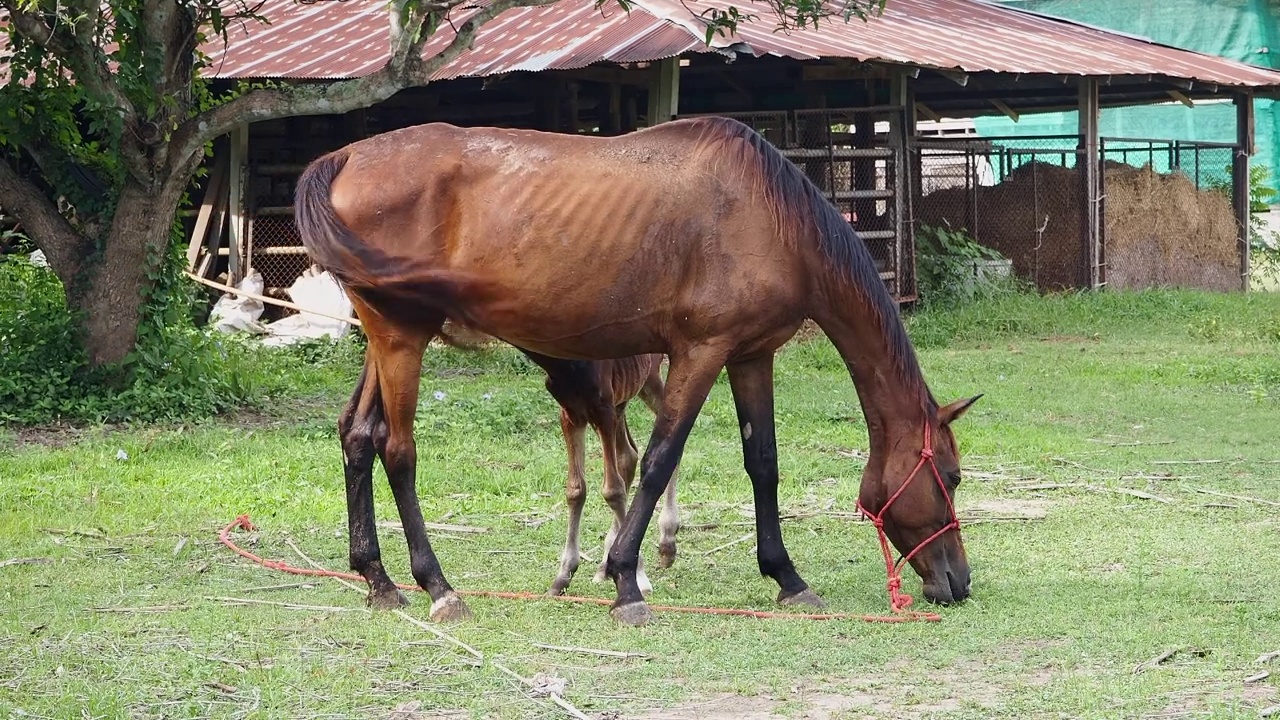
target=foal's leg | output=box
[725,355,824,609]
[606,349,726,626]
[639,371,681,569]
[549,407,588,596]
[593,403,653,596]
[367,322,472,622]
[339,363,408,609]
[598,405,637,584]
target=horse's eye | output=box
[947,471,962,489]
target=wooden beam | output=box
[990,99,1020,122]
[1234,91,1255,291]
[936,69,968,87]
[1078,78,1101,290]
[914,101,942,123]
[227,124,249,284]
[563,65,650,87]
[1167,90,1195,108]
[185,154,228,270]
[646,57,680,125]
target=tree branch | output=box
[0,156,89,282]
[1,0,138,121]
[171,0,560,164]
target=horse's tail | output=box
[293,150,495,326]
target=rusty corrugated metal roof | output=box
[663,0,1280,86]
[202,0,703,80]
[199,0,1280,89]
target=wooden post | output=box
[623,90,638,133]
[567,82,581,134]
[185,153,228,270]
[607,83,622,135]
[343,108,368,142]
[890,70,912,299]
[646,57,680,125]
[1077,78,1101,290]
[1234,91,1255,291]
[227,124,249,284]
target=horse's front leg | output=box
[595,405,652,596]
[726,354,823,609]
[605,348,727,626]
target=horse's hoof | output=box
[657,543,677,569]
[778,588,827,610]
[429,593,473,623]
[610,601,653,627]
[591,568,609,584]
[547,579,570,597]
[367,588,411,610]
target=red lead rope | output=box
[855,421,959,615]
[214,422,951,623]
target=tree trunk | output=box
[71,180,183,367]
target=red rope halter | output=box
[855,420,959,615]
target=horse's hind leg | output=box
[549,407,588,596]
[639,367,680,569]
[366,312,472,622]
[339,363,408,610]
[725,354,823,609]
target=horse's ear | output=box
[939,394,983,426]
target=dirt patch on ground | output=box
[620,690,969,720]
[622,670,1006,720]
[961,498,1050,522]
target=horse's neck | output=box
[811,289,928,444]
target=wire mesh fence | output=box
[233,121,1244,313]
[247,211,310,318]
[911,135,1089,292]
[1099,138,1239,291]
[910,135,1243,294]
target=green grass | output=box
[2,289,1279,719]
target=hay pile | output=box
[915,161,1239,292]
[1104,163,1238,291]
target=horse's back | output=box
[330,120,810,359]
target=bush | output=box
[914,223,1025,305]
[0,251,87,422]
[0,234,257,426]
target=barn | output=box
[183,0,1280,307]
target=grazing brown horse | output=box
[295,116,982,626]
[534,352,678,597]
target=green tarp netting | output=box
[975,0,1280,198]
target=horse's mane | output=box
[682,116,933,408]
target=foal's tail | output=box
[293,150,494,325]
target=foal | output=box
[537,352,679,597]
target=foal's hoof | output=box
[637,569,654,598]
[367,587,411,610]
[778,588,827,610]
[429,593,473,623]
[658,543,677,569]
[610,601,653,627]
